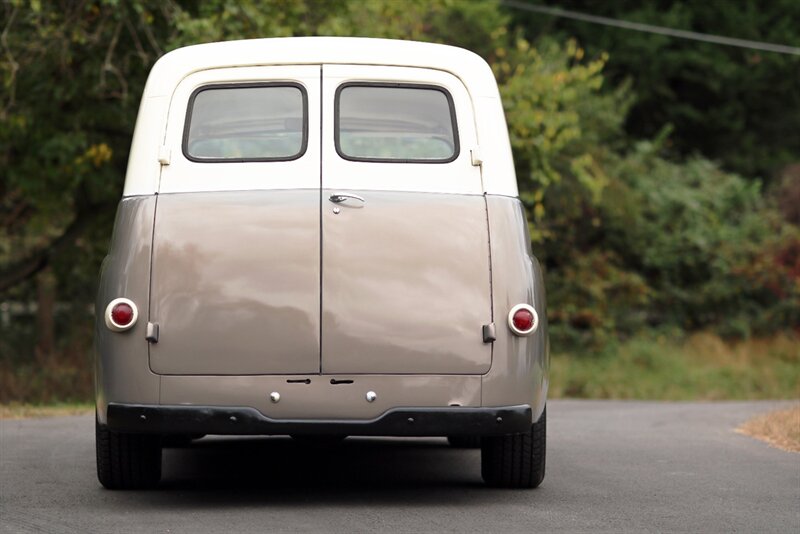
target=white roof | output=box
[144,37,499,98]
[124,37,518,197]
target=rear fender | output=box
[95,196,160,423]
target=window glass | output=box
[336,84,458,162]
[184,84,306,161]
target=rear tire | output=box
[481,407,546,488]
[447,436,481,448]
[96,419,162,489]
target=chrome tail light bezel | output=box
[104,297,139,332]
[507,303,539,337]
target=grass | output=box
[736,405,800,452]
[0,357,93,405]
[550,331,800,400]
[0,402,93,419]
[0,322,94,405]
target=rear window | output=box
[183,83,307,162]
[335,83,459,163]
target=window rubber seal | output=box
[333,81,460,164]
[182,81,309,163]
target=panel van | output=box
[95,37,549,489]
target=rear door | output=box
[150,66,322,375]
[320,65,492,374]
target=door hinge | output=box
[470,148,483,167]
[146,322,159,343]
[158,146,171,165]
[482,322,496,343]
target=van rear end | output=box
[95,37,548,490]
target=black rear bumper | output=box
[105,403,532,437]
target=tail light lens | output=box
[111,302,134,326]
[507,303,538,336]
[104,298,139,332]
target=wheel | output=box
[447,436,481,448]
[481,407,546,488]
[96,419,162,489]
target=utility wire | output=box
[501,1,800,56]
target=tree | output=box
[507,0,800,182]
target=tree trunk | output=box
[34,267,56,364]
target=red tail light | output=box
[507,304,538,336]
[512,308,534,331]
[104,298,139,332]
[111,302,134,326]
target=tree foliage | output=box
[509,0,800,182]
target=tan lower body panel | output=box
[159,375,481,420]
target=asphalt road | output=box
[1,400,798,533]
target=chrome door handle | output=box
[329,193,365,204]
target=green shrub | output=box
[602,144,798,336]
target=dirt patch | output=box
[0,403,93,420]
[736,405,800,453]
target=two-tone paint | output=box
[96,37,548,433]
